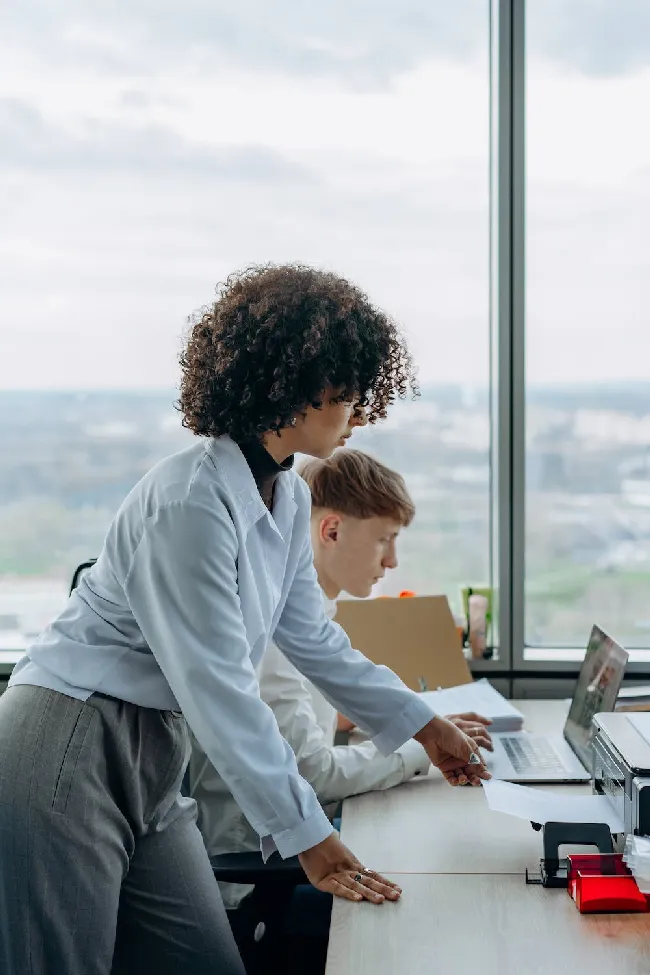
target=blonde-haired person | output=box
[189,448,492,965]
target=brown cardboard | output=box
[334,595,472,691]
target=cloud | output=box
[0,98,317,183]
[3,1,487,89]
[530,0,650,77]
[4,0,650,88]
[118,90,180,111]
[1,2,649,393]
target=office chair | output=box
[210,852,308,973]
[69,558,97,594]
[69,561,308,973]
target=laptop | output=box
[486,625,628,783]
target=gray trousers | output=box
[0,686,246,975]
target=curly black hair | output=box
[177,264,418,441]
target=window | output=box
[525,1,650,652]
[0,3,491,647]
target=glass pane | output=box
[526,1,650,650]
[0,2,490,647]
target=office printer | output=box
[593,711,650,837]
[527,713,650,893]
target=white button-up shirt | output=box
[190,596,431,907]
[9,435,435,858]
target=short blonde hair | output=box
[298,449,415,526]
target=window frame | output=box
[491,0,650,680]
[2,1,649,687]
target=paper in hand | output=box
[482,779,624,833]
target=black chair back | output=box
[69,559,97,594]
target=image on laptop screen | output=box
[563,625,628,770]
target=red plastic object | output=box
[398,590,416,598]
[574,874,648,913]
[566,854,648,913]
[567,853,629,889]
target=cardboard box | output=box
[334,595,472,692]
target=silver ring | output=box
[354,873,363,883]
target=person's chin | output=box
[307,443,336,459]
[348,583,374,599]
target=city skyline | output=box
[3,383,650,650]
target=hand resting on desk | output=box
[298,715,491,905]
[298,833,402,905]
[414,715,492,787]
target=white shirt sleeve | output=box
[273,519,436,755]
[124,499,333,859]
[258,641,431,803]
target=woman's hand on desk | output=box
[413,715,492,787]
[298,833,401,905]
[446,712,493,752]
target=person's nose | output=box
[383,543,398,570]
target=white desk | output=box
[326,700,650,975]
[327,874,650,975]
[340,700,586,874]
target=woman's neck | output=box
[262,432,296,466]
[238,438,293,509]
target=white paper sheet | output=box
[420,679,524,732]
[482,779,625,833]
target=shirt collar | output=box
[237,437,294,506]
[206,435,297,532]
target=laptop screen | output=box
[563,625,629,771]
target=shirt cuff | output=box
[371,696,436,756]
[261,806,335,860]
[396,739,431,781]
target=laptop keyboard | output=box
[500,735,567,775]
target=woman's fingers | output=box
[328,878,364,902]
[439,752,491,785]
[326,874,383,903]
[437,755,474,773]
[322,869,402,904]
[442,764,489,786]
[448,717,493,751]
[359,869,401,893]
[357,874,401,900]
[471,730,493,751]
[346,876,385,903]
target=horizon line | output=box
[1,380,650,395]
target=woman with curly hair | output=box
[0,264,488,974]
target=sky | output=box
[1,1,650,389]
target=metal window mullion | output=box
[491,0,526,675]
[510,0,526,668]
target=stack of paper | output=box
[420,678,524,732]
[616,685,650,712]
[623,834,650,892]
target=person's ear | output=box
[319,513,341,546]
